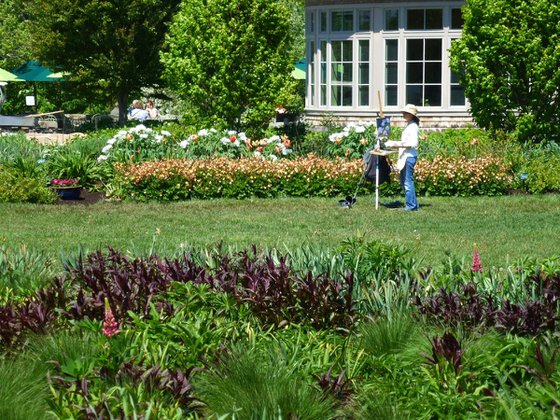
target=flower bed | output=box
[113,156,371,200]
[112,153,514,201]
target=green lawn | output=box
[2,194,559,267]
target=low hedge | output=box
[113,154,514,201]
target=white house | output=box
[305,0,470,127]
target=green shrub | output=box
[0,167,57,203]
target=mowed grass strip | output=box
[1,194,559,267]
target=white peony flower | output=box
[102,145,112,153]
[227,130,237,136]
[198,129,209,136]
[107,138,117,145]
[269,154,278,161]
[179,140,190,148]
[97,155,108,162]
[220,137,230,145]
[161,130,171,136]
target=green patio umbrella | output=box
[11,61,65,110]
[12,60,65,82]
[0,67,23,82]
[291,58,306,80]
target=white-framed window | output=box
[406,8,443,30]
[406,38,442,106]
[330,40,353,106]
[306,4,467,112]
[384,39,399,106]
[358,40,370,106]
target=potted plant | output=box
[50,177,82,200]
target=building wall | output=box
[305,0,471,128]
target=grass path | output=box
[1,194,559,267]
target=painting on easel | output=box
[376,90,391,139]
[376,116,391,138]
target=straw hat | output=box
[401,104,418,116]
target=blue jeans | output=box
[399,157,418,210]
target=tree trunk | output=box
[117,92,129,126]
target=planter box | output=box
[55,186,82,200]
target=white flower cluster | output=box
[328,123,372,143]
[97,124,172,162]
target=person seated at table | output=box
[146,100,159,119]
[128,99,149,122]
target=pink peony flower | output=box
[471,244,483,272]
[103,298,120,337]
[471,138,478,145]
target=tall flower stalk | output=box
[471,243,483,273]
[103,298,120,337]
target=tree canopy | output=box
[161,0,295,133]
[450,0,560,142]
[20,0,180,123]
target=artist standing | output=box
[385,104,419,211]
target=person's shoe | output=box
[382,200,403,208]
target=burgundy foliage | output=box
[0,246,356,347]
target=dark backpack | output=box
[363,150,392,184]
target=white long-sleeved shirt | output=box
[386,122,419,170]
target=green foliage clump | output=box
[450,0,560,142]
[0,244,57,304]
[194,343,338,419]
[162,0,295,133]
[0,166,56,204]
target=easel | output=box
[370,91,396,209]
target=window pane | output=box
[407,39,423,60]
[359,63,369,84]
[386,63,398,84]
[331,86,340,106]
[425,39,442,60]
[358,10,371,31]
[385,9,399,31]
[424,85,441,106]
[406,63,423,83]
[425,62,441,83]
[332,11,343,31]
[343,86,352,106]
[451,70,461,84]
[343,11,354,31]
[321,12,327,32]
[451,86,465,105]
[321,63,326,83]
[386,39,398,61]
[451,8,464,29]
[386,86,398,106]
[342,41,353,61]
[308,12,315,33]
[359,40,369,61]
[321,85,326,105]
[359,86,369,106]
[332,42,341,61]
[407,9,424,30]
[426,9,442,30]
[342,63,352,82]
[331,64,342,82]
[406,85,422,105]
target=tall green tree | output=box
[20,0,180,123]
[0,0,33,70]
[450,0,560,142]
[161,0,294,133]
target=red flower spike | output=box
[471,244,483,272]
[103,298,120,337]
